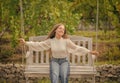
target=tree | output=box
[1,0,120,48]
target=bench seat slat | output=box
[25,66,96,74]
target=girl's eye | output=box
[59,27,64,30]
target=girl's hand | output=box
[19,38,26,45]
[90,50,99,56]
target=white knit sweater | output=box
[26,37,90,58]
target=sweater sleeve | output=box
[66,39,90,56]
[25,39,51,51]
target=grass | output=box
[94,60,120,66]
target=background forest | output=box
[0,0,120,65]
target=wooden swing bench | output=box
[24,35,96,83]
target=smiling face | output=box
[47,23,68,39]
[55,25,65,38]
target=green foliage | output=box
[75,31,120,65]
[1,0,20,47]
[1,0,120,48]
[23,0,81,35]
[75,30,120,43]
[10,16,20,47]
[115,24,120,35]
[1,0,120,65]
[102,44,120,62]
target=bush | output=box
[0,48,14,63]
[102,44,120,62]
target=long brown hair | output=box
[46,23,68,39]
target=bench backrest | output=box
[26,35,93,66]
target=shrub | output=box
[102,44,120,62]
[0,48,14,63]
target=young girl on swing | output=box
[20,23,98,83]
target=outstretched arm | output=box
[19,38,51,51]
[66,39,99,56]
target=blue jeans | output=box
[50,58,70,83]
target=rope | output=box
[92,0,99,78]
[95,0,99,51]
[20,0,25,65]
